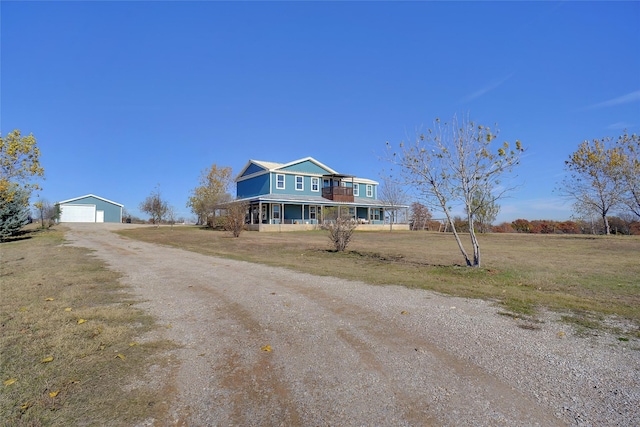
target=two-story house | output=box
[235,157,409,231]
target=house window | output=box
[295,175,304,191]
[276,174,285,190]
[366,184,373,197]
[272,205,280,220]
[311,177,319,192]
[353,183,359,197]
[370,209,381,221]
[310,206,316,220]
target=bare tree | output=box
[322,207,357,251]
[222,200,249,237]
[140,187,168,226]
[410,202,432,230]
[378,175,408,231]
[166,205,177,229]
[33,199,60,228]
[387,114,523,267]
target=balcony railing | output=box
[322,186,354,202]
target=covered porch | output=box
[241,195,409,232]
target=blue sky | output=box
[2,1,639,222]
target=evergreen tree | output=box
[0,190,30,240]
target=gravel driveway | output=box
[64,223,639,426]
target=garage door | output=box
[60,204,96,222]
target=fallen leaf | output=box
[49,390,59,398]
[77,319,86,324]
[400,310,409,315]
[20,402,31,410]
[19,307,27,312]
[41,356,54,363]
[166,324,172,329]
[64,307,72,312]
[3,378,17,386]
[115,353,126,360]
[260,345,272,352]
[128,342,138,347]
[557,331,566,338]
[45,298,54,301]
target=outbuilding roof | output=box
[57,194,123,207]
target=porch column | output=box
[302,204,305,223]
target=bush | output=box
[324,217,357,252]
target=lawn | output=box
[119,226,640,335]
[0,226,175,426]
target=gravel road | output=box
[64,223,639,426]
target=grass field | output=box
[119,226,640,336]
[1,226,174,426]
[2,225,637,424]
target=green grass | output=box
[119,226,640,333]
[1,226,175,426]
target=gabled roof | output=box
[236,157,339,181]
[57,194,123,207]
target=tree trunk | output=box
[603,214,611,235]
[445,214,472,267]
[467,214,481,267]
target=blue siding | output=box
[270,173,322,196]
[63,196,122,222]
[279,159,331,175]
[237,174,269,198]
[241,163,266,177]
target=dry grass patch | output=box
[1,226,175,426]
[120,226,640,335]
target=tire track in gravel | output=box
[64,224,568,426]
[268,278,565,426]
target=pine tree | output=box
[0,190,30,240]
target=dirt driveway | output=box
[64,223,639,426]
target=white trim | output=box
[57,194,123,207]
[311,177,320,192]
[295,175,304,191]
[353,183,359,197]
[275,173,285,190]
[366,185,373,198]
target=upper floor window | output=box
[295,176,304,191]
[311,177,319,192]
[353,184,359,197]
[366,184,373,197]
[276,174,285,190]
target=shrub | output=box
[324,217,357,252]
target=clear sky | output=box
[2,1,639,223]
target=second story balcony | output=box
[322,186,354,202]
[322,174,355,202]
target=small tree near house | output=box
[323,206,357,252]
[222,200,249,237]
[378,175,408,231]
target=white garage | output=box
[59,204,100,223]
[57,194,123,223]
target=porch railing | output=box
[322,186,354,202]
